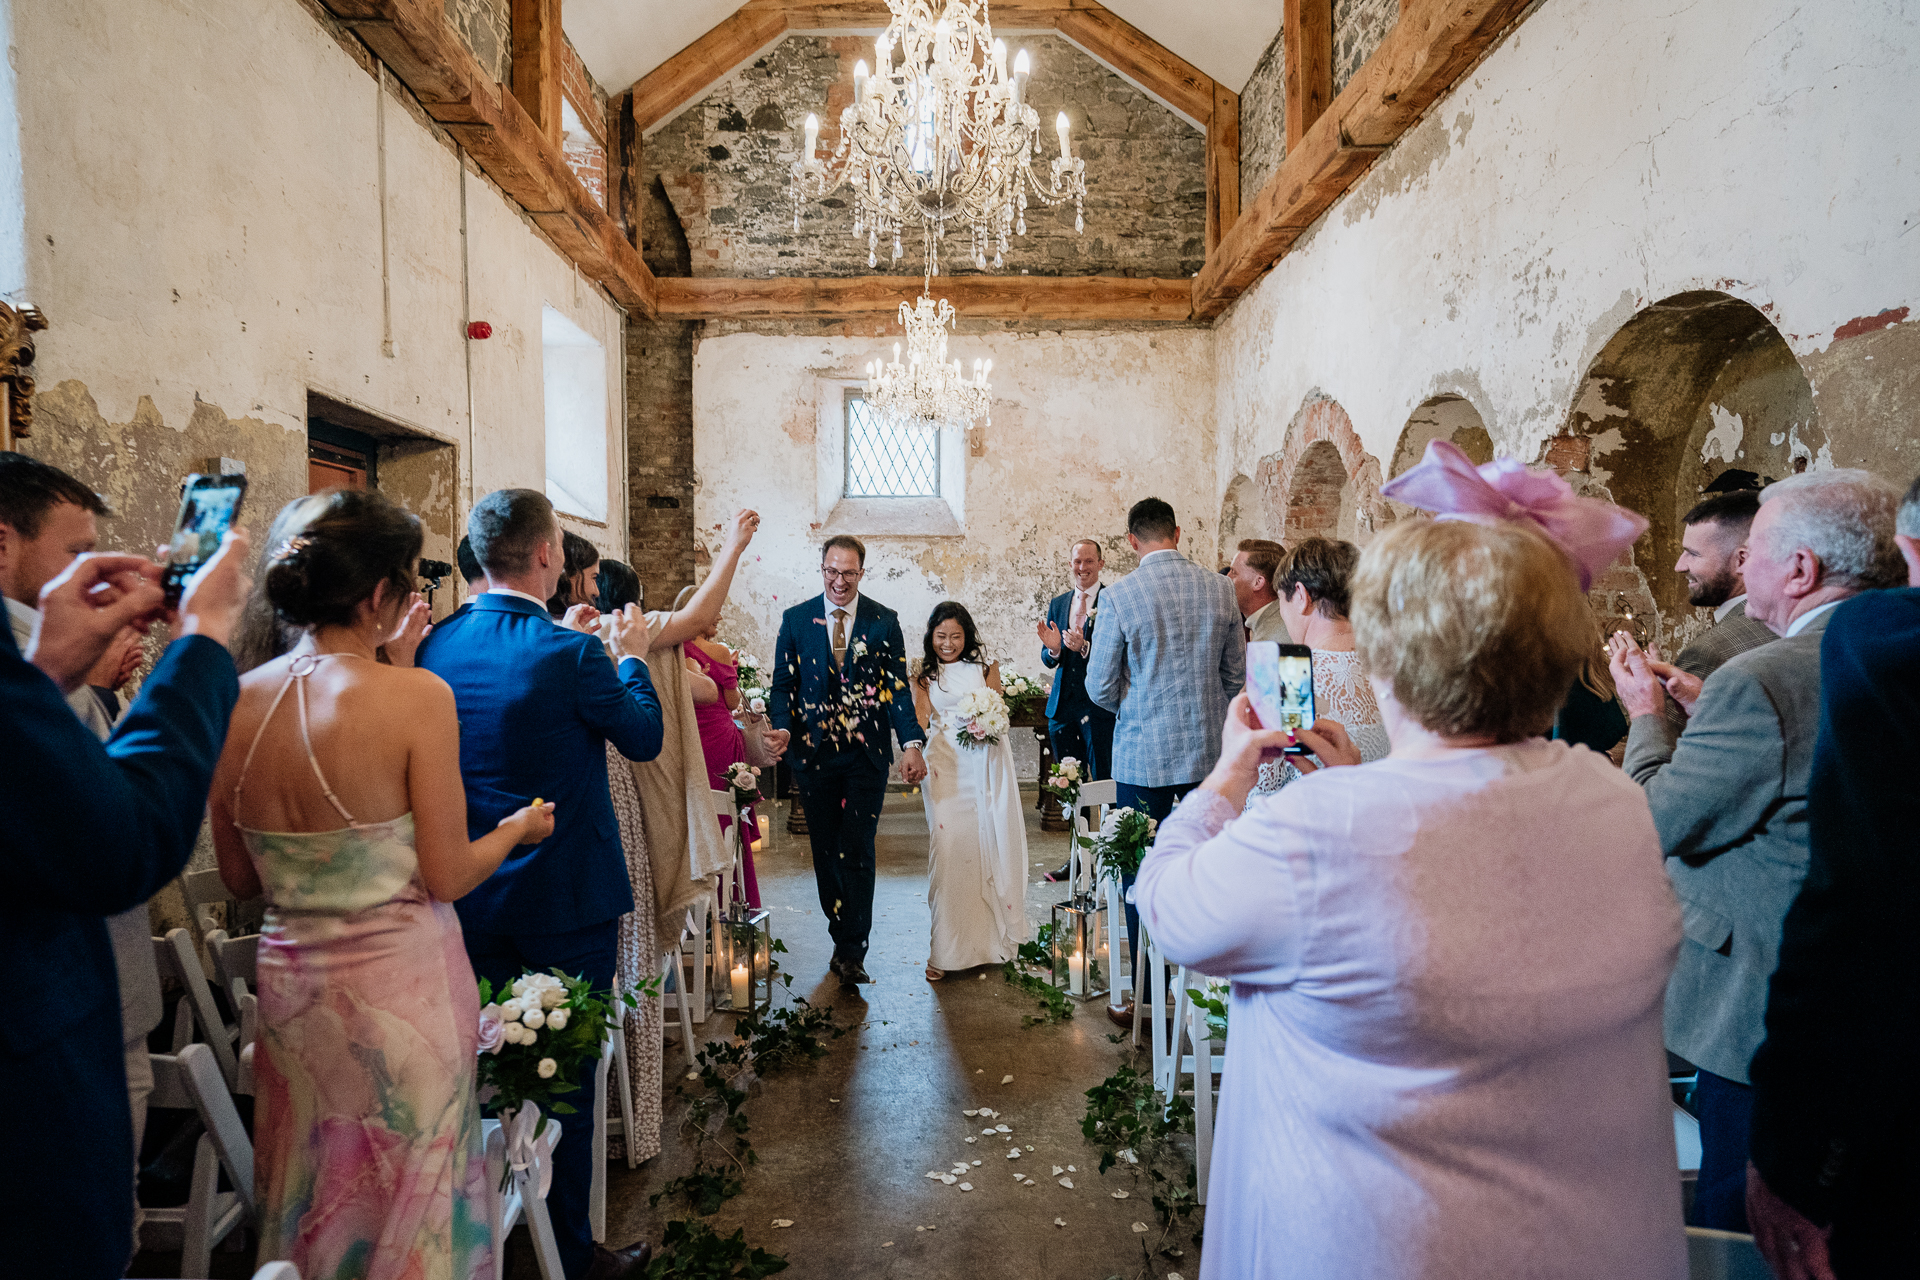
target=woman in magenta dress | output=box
[676,588,761,908]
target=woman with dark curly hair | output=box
[910,601,1029,980]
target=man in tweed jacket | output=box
[1612,469,1904,1234]
[1088,498,1244,1020]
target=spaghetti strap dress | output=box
[235,654,491,1280]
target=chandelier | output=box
[791,0,1088,275]
[866,292,993,430]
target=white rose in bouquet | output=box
[520,1007,546,1030]
[537,1058,558,1079]
[952,687,1010,748]
[546,1008,569,1030]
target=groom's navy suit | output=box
[416,591,661,1279]
[770,592,924,970]
[1040,585,1115,781]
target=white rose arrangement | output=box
[476,969,651,1154]
[998,664,1048,719]
[951,686,1011,749]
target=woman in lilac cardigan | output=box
[1137,513,1686,1280]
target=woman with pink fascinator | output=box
[1135,441,1687,1280]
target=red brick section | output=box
[1253,397,1391,544]
[559,36,607,210]
[1541,434,1591,475]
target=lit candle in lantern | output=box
[803,113,820,159]
[1056,111,1072,159]
[731,962,750,1009]
[1069,949,1086,995]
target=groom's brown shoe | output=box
[585,1240,652,1280]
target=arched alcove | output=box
[1254,395,1392,546]
[1557,290,1821,647]
[1392,394,1495,476]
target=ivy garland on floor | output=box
[645,939,848,1278]
[1000,922,1075,1025]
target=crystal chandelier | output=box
[866,292,993,431]
[791,0,1088,275]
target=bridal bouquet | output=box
[998,664,1047,720]
[476,971,621,1142]
[951,686,1011,749]
[735,650,763,690]
[1092,806,1159,885]
[726,760,763,807]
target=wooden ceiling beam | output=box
[319,0,658,313]
[1205,81,1240,256]
[1051,7,1213,126]
[656,274,1195,322]
[1193,0,1533,320]
[629,8,790,133]
[510,0,564,147]
[1283,0,1333,151]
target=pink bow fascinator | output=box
[1379,439,1648,590]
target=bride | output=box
[912,602,1030,980]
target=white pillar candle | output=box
[1069,949,1086,995]
[731,963,750,1010]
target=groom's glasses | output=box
[822,568,863,581]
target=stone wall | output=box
[1239,28,1287,206]
[1212,0,1920,653]
[644,34,1205,279]
[1335,0,1400,94]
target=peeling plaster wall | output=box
[645,34,1206,279]
[1214,0,1920,542]
[12,0,626,597]
[692,327,1217,689]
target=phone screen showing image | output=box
[163,475,247,604]
[1246,641,1317,754]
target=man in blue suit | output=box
[416,489,661,1280]
[2,525,247,1279]
[1037,538,1116,881]
[770,534,927,989]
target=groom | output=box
[770,535,928,989]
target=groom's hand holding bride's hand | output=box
[900,744,928,784]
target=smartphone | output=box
[162,473,248,605]
[1246,641,1316,754]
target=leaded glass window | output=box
[845,390,940,497]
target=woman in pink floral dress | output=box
[211,489,552,1280]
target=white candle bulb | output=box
[1056,111,1071,159]
[1014,49,1030,77]
[992,38,1008,80]
[804,113,819,156]
[854,59,869,98]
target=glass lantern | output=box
[713,906,773,1016]
[1049,892,1109,1001]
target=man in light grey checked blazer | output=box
[1088,497,1245,1020]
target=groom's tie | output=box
[1070,589,1087,633]
[831,608,849,669]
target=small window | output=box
[543,307,608,522]
[845,390,940,498]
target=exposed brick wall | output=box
[1335,0,1399,95]
[1239,26,1287,207]
[1254,395,1391,545]
[626,315,697,610]
[645,33,1205,279]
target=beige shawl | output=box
[627,613,729,944]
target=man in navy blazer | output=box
[770,534,927,988]
[416,489,661,1280]
[1037,537,1116,781]
[1,532,247,1279]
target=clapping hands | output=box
[1607,631,1702,719]
[384,591,434,667]
[1036,618,1089,657]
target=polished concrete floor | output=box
[595,788,1201,1280]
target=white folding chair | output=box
[1145,940,1183,1097]
[203,929,261,1094]
[179,868,230,941]
[143,1043,254,1277]
[1168,973,1226,1205]
[1068,780,1132,1012]
[156,928,241,1091]
[485,1107,564,1280]
[589,1003,639,1242]
[658,894,707,1069]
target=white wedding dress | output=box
[921,661,1030,971]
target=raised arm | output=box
[651,510,758,651]
[577,638,665,763]
[1085,594,1125,712]
[1626,664,1788,863]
